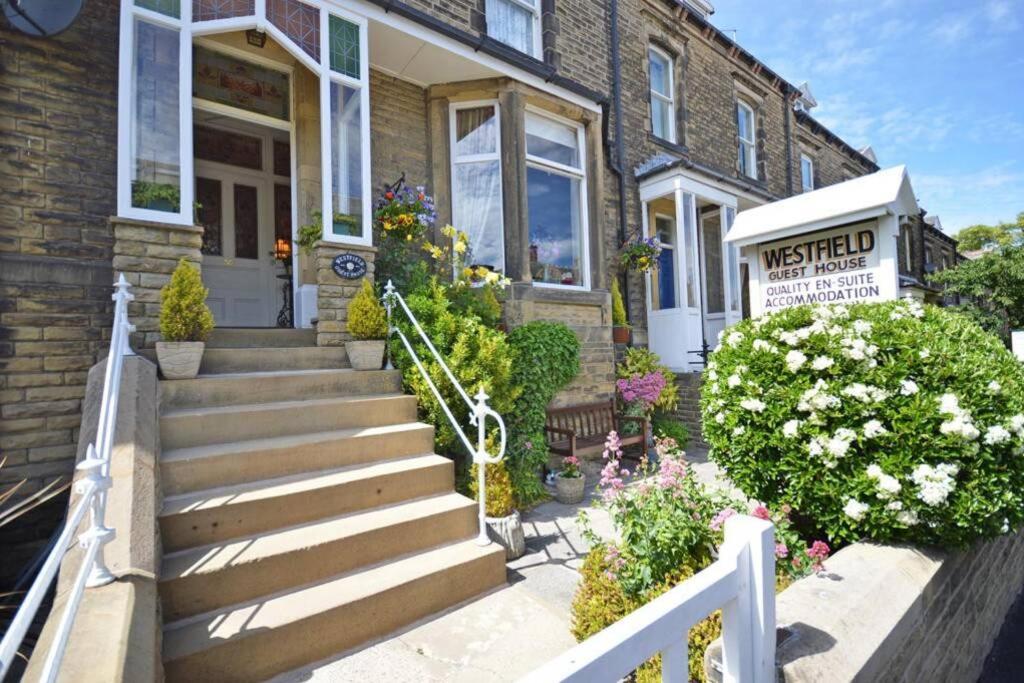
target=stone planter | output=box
[613,326,631,344]
[555,474,585,504]
[346,339,385,370]
[156,341,204,380]
[485,510,526,560]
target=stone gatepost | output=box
[110,217,203,348]
[313,242,377,347]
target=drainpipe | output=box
[783,86,794,196]
[608,0,631,320]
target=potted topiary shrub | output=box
[611,279,630,344]
[555,454,585,504]
[157,259,214,380]
[346,279,388,370]
[472,460,526,560]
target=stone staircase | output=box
[156,329,506,682]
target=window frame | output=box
[736,100,757,179]
[486,0,543,59]
[800,153,815,192]
[647,44,675,143]
[524,106,591,291]
[448,99,506,273]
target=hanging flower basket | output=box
[373,184,436,242]
[620,236,662,273]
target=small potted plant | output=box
[555,454,585,504]
[611,279,630,344]
[346,279,388,370]
[156,259,214,380]
[620,235,662,274]
[474,460,526,560]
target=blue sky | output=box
[707,0,1024,235]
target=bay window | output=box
[648,46,675,142]
[486,0,541,58]
[525,110,589,288]
[450,102,505,272]
[736,101,757,179]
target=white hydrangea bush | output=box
[701,299,1024,547]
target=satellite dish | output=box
[3,0,83,38]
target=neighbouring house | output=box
[0,1,964,674]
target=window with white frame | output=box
[648,46,675,142]
[116,0,371,244]
[736,101,757,179]
[800,154,814,192]
[486,0,541,58]
[450,102,505,272]
[525,110,589,288]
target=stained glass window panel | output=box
[136,0,181,18]
[267,0,319,62]
[196,177,223,256]
[234,184,259,259]
[329,15,360,78]
[192,0,254,21]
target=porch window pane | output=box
[267,0,320,62]
[725,207,741,315]
[136,0,181,18]
[526,114,580,169]
[196,177,222,256]
[234,184,259,259]
[329,15,360,79]
[131,20,181,213]
[487,0,536,56]
[701,214,724,314]
[329,82,362,237]
[193,0,254,21]
[527,167,583,286]
[454,162,504,271]
[682,193,698,307]
[653,215,676,310]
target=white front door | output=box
[195,164,277,327]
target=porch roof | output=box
[725,165,920,248]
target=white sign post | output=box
[1013,330,1024,362]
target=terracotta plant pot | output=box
[485,510,526,560]
[555,474,586,504]
[345,339,386,370]
[613,326,631,344]
[156,341,204,380]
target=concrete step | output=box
[206,328,318,348]
[159,368,401,410]
[159,454,454,552]
[200,346,348,374]
[162,539,507,682]
[160,422,435,495]
[159,393,418,450]
[159,493,478,622]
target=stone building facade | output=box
[1,0,924,555]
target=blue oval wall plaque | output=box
[332,253,367,280]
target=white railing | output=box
[521,515,776,683]
[382,280,507,545]
[0,274,135,682]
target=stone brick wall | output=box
[370,69,428,194]
[0,0,119,572]
[669,373,707,450]
[314,243,377,346]
[708,529,1024,682]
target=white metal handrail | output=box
[0,274,135,682]
[382,280,507,546]
[520,515,776,683]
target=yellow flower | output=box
[484,271,499,284]
[462,267,473,278]
[406,234,412,241]
[454,241,467,254]
[383,221,393,231]
[441,225,456,238]
[457,231,469,243]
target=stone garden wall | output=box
[314,242,377,347]
[706,529,1024,682]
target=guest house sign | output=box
[725,166,919,317]
[755,222,885,313]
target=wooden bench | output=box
[545,399,649,462]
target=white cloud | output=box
[930,13,973,44]
[914,164,1024,232]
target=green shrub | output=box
[702,299,1024,547]
[347,279,388,340]
[611,279,629,327]
[505,321,581,505]
[652,414,689,450]
[468,459,515,517]
[617,348,679,412]
[159,259,214,342]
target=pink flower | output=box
[751,505,771,521]
[616,372,666,408]
[656,455,688,489]
[780,503,792,517]
[710,507,737,532]
[775,543,789,559]
[807,540,830,573]
[602,431,624,461]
